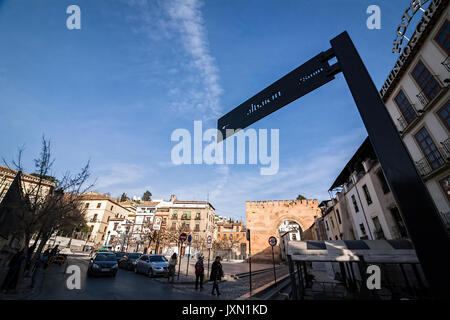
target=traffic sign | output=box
[187,234,192,244]
[206,243,212,249]
[207,235,212,244]
[179,233,187,242]
[152,217,162,230]
[268,236,277,246]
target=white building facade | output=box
[381,0,450,229]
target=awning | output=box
[288,240,419,264]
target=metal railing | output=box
[374,230,386,240]
[416,75,445,108]
[415,142,450,176]
[397,106,419,131]
[181,216,191,220]
[439,211,450,229]
[416,89,430,107]
[442,55,450,72]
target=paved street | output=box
[35,256,213,300]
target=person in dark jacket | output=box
[194,256,205,290]
[210,256,224,296]
[1,249,25,293]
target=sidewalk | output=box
[0,265,48,300]
[152,260,277,285]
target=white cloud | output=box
[92,162,145,192]
[125,0,223,120]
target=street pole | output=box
[186,242,191,276]
[271,245,277,286]
[249,236,252,297]
[177,242,183,280]
[207,248,211,278]
[155,230,160,254]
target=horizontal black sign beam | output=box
[217,51,337,142]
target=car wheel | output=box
[147,268,154,278]
[112,272,117,278]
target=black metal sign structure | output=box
[217,52,338,141]
[217,31,450,299]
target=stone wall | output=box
[246,199,321,263]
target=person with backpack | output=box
[194,256,205,290]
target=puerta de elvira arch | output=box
[217,31,450,299]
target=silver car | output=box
[134,254,169,277]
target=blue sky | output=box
[0,0,415,221]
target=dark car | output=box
[87,252,118,277]
[119,252,142,271]
[115,252,126,262]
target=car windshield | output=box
[127,253,140,259]
[95,253,116,261]
[149,256,167,262]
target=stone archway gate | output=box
[246,199,320,263]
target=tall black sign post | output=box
[218,31,450,299]
[268,236,278,287]
[246,229,252,297]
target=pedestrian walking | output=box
[168,253,177,283]
[210,256,224,296]
[1,249,25,293]
[194,256,205,290]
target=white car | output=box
[134,254,169,277]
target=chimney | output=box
[170,194,177,202]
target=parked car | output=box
[114,252,126,262]
[87,252,118,277]
[119,252,142,270]
[134,254,169,277]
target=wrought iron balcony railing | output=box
[374,230,386,240]
[415,141,450,176]
[181,216,191,220]
[416,89,430,107]
[397,106,420,131]
[441,137,450,155]
[416,74,446,108]
[439,211,450,229]
[442,55,450,72]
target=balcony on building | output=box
[194,226,200,232]
[442,55,450,73]
[181,215,191,220]
[415,138,450,177]
[397,104,421,132]
[439,211,450,230]
[416,75,446,109]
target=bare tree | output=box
[3,137,93,291]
